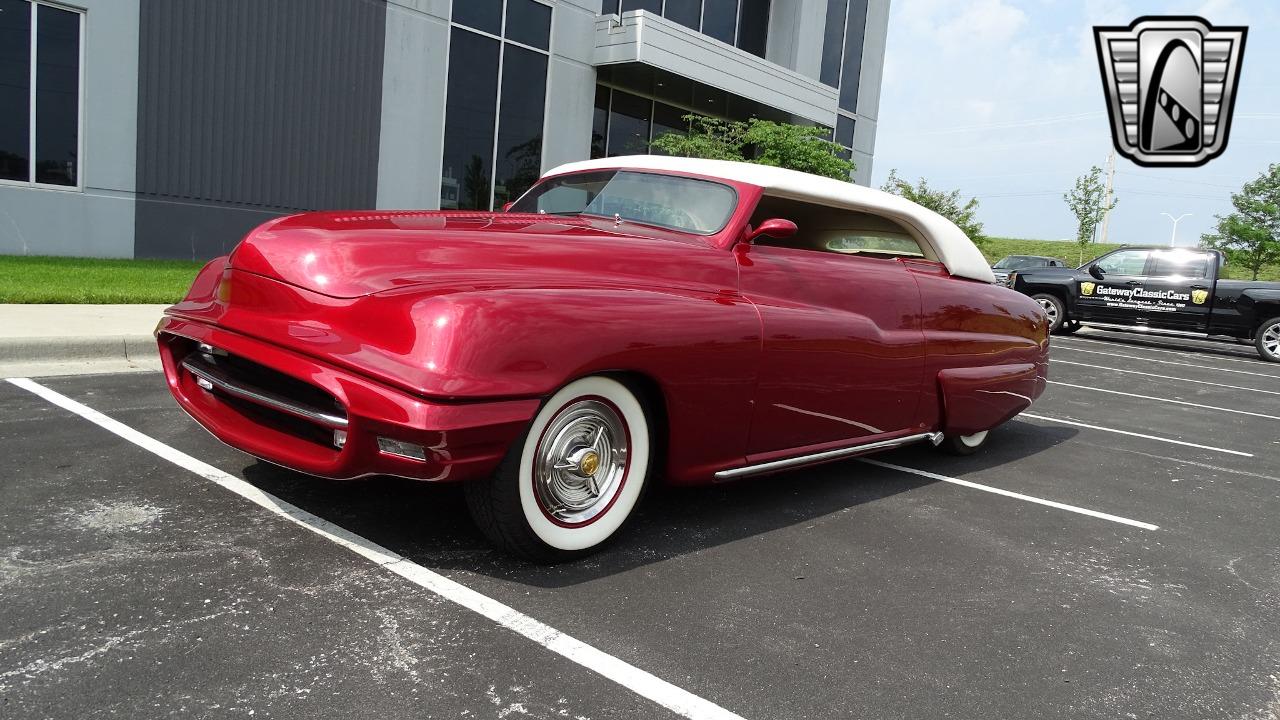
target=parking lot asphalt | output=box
[3,327,1279,719]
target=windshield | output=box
[993,256,1046,270]
[510,170,738,235]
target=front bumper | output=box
[157,317,539,481]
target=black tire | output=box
[1031,293,1067,333]
[1057,319,1081,335]
[464,376,652,563]
[1256,316,1280,363]
[936,430,990,456]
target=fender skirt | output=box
[937,363,1042,436]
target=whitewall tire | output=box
[938,429,990,456]
[465,376,652,562]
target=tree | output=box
[651,114,855,181]
[1201,163,1280,281]
[880,169,986,245]
[1064,165,1118,265]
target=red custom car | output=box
[157,156,1049,561]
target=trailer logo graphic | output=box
[1094,16,1246,167]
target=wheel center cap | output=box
[578,450,600,476]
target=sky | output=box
[871,0,1280,248]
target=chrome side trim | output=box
[1080,322,1209,338]
[181,355,349,430]
[714,432,941,480]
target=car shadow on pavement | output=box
[240,421,1078,587]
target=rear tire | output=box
[937,430,990,456]
[1256,316,1280,363]
[1032,293,1066,333]
[464,376,652,562]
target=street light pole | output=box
[1161,212,1191,247]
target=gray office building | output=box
[0,0,890,259]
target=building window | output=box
[835,113,854,159]
[819,0,847,88]
[0,0,83,188]
[605,1,770,58]
[838,0,868,113]
[441,0,551,210]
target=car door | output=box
[735,215,927,458]
[1140,249,1215,332]
[1076,249,1154,325]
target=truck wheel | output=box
[937,430,989,456]
[1031,293,1066,333]
[465,376,652,562]
[1256,316,1280,363]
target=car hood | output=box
[229,211,727,298]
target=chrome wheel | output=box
[1263,321,1280,358]
[533,399,629,526]
[1035,297,1059,324]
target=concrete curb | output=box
[0,335,158,364]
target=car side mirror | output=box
[1089,264,1106,280]
[743,218,798,244]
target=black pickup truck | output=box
[1007,246,1280,362]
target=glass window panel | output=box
[0,0,31,182]
[505,0,550,50]
[452,0,501,35]
[34,4,79,186]
[692,84,727,117]
[606,90,650,157]
[650,102,688,156]
[441,29,500,210]
[736,0,769,57]
[819,0,847,87]
[701,0,737,44]
[838,0,868,112]
[1095,250,1151,275]
[493,45,547,208]
[663,0,700,29]
[602,0,620,15]
[835,114,854,148]
[591,85,609,159]
[626,0,663,13]
[1148,250,1210,279]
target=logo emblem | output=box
[1080,281,1096,296]
[1191,288,1209,304]
[1094,16,1246,167]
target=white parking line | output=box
[6,378,747,720]
[1054,345,1280,380]
[1053,359,1280,396]
[860,459,1159,531]
[1046,381,1280,421]
[1062,335,1275,369]
[1019,412,1253,457]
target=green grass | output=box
[980,237,1280,282]
[0,255,205,304]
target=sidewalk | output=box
[0,304,169,377]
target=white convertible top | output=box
[544,155,996,283]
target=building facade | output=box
[0,0,890,259]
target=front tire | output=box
[1256,316,1280,363]
[1032,293,1067,333]
[465,376,652,562]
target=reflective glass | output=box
[505,0,550,50]
[606,90,650,156]
[663,0,700,30]
[701,0,737,44]
[511,170,738,235]
[0,0,31,182]
[601,0,620,15]
[35,4,79,186]
[819,0,847,87]
[591,85,609,159]
[441,29,500,210]
[650,102,688,155]
[836,114,854,148]
[627,0,662,13]
[493,45,547,207]
[736,0,769,57]
[838,0,868,112]
[452,0,502,35]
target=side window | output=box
[1147,251,1210,279]
[748,194,930,260]
[820,231,925,258]
[1095,250,1151,275]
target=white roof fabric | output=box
[543,155,996,283]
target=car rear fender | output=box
[937,363,1045,436]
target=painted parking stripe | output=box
[6,378,747,720]
[1019,412,1253,457]
[1046,380,1280,421]
[1061,335,1276,369]
[1054,345,1280,380]
[860,459,1159,531]
[1052,359,1280,396]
